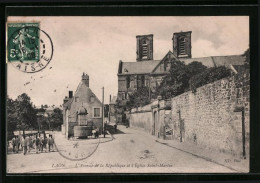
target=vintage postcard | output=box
[6,16,250,173]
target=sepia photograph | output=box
[6,16,250,174]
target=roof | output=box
[63,98,73,109]
[180,55,245,68]
[119,60,160,75]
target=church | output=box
[62,73,103,139]
[117,31,245,105]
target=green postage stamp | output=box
[7,22,53,73]
[7,23,40,62]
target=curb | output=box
[155,139,242,173]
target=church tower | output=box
[136,34,153,61]
[172,31,192,58]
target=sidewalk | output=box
[155,138,249,173]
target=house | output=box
[62,73,103,138]
[117,31,246,107]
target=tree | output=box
[15,93,38,130]
[126,86,150,110]
[48,108,63,130]
[242,48,250,67]
[6,96,18,133]
[154,61,207,99]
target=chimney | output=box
[110,95,112,103]
[69,91,73,98]
[82,72,89,87]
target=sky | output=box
[7,16,249,107]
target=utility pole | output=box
[102,87,104,134]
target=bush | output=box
[189,66,231,93]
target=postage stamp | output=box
[7,22,53,73]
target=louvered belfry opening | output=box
[136,34,153,61]
[172,31,192,58]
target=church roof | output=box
[119,60,160,75]
[118,54,246,75]
[179,55,245,68]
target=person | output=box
[48,135,54,152]
[104,121,107,138]
[114,123,117,132]
[21,136,27,155]
[14,136,19,153]
[11,136,16,153]
[43,135,48,152]
[28,135,33,152]
[94,127,99,138]
[17,135,21,151]
[39,135,44,152]
[35,135,40,154]
[25,135,30,153]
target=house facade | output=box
[62,73,103,138]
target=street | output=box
[7,125,236,173]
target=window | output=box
[141,38,148,59]
[178,37,186,56]
[75,97,79,102]
[126,76,130,89]
[141,75,145,86]
[93,108,101,118]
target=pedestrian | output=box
[39,135,44,152]
[17,135,21,151]
[114,123,117,132]
[25,135,30,153]
[43,135,48,152]
[11,136,16,153]
[35,135,40,154]
[21,136,27,155]
[48,135,54,152]
[14,136,19,153]
[28,135,33,152]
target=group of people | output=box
[11,133,55,155]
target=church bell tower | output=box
[136,34,153,61]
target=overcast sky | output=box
[7,16,249,107]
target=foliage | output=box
[126,87,150,110]
[7,93,63,132]
[242,48,250,66]
[48,108,63,130]
[154,61,207,99]
[6,97,17,132]
[7,93,38,131]
[189,66,231,93]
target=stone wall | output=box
[130,104,153,134]
[171,68,249,157]
[130,68,250,158]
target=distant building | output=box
[62,73,103,138]
[117,31,245,106]
[109,95,117,124]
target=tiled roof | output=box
[180,55,245,68]
[120,60,160,75]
